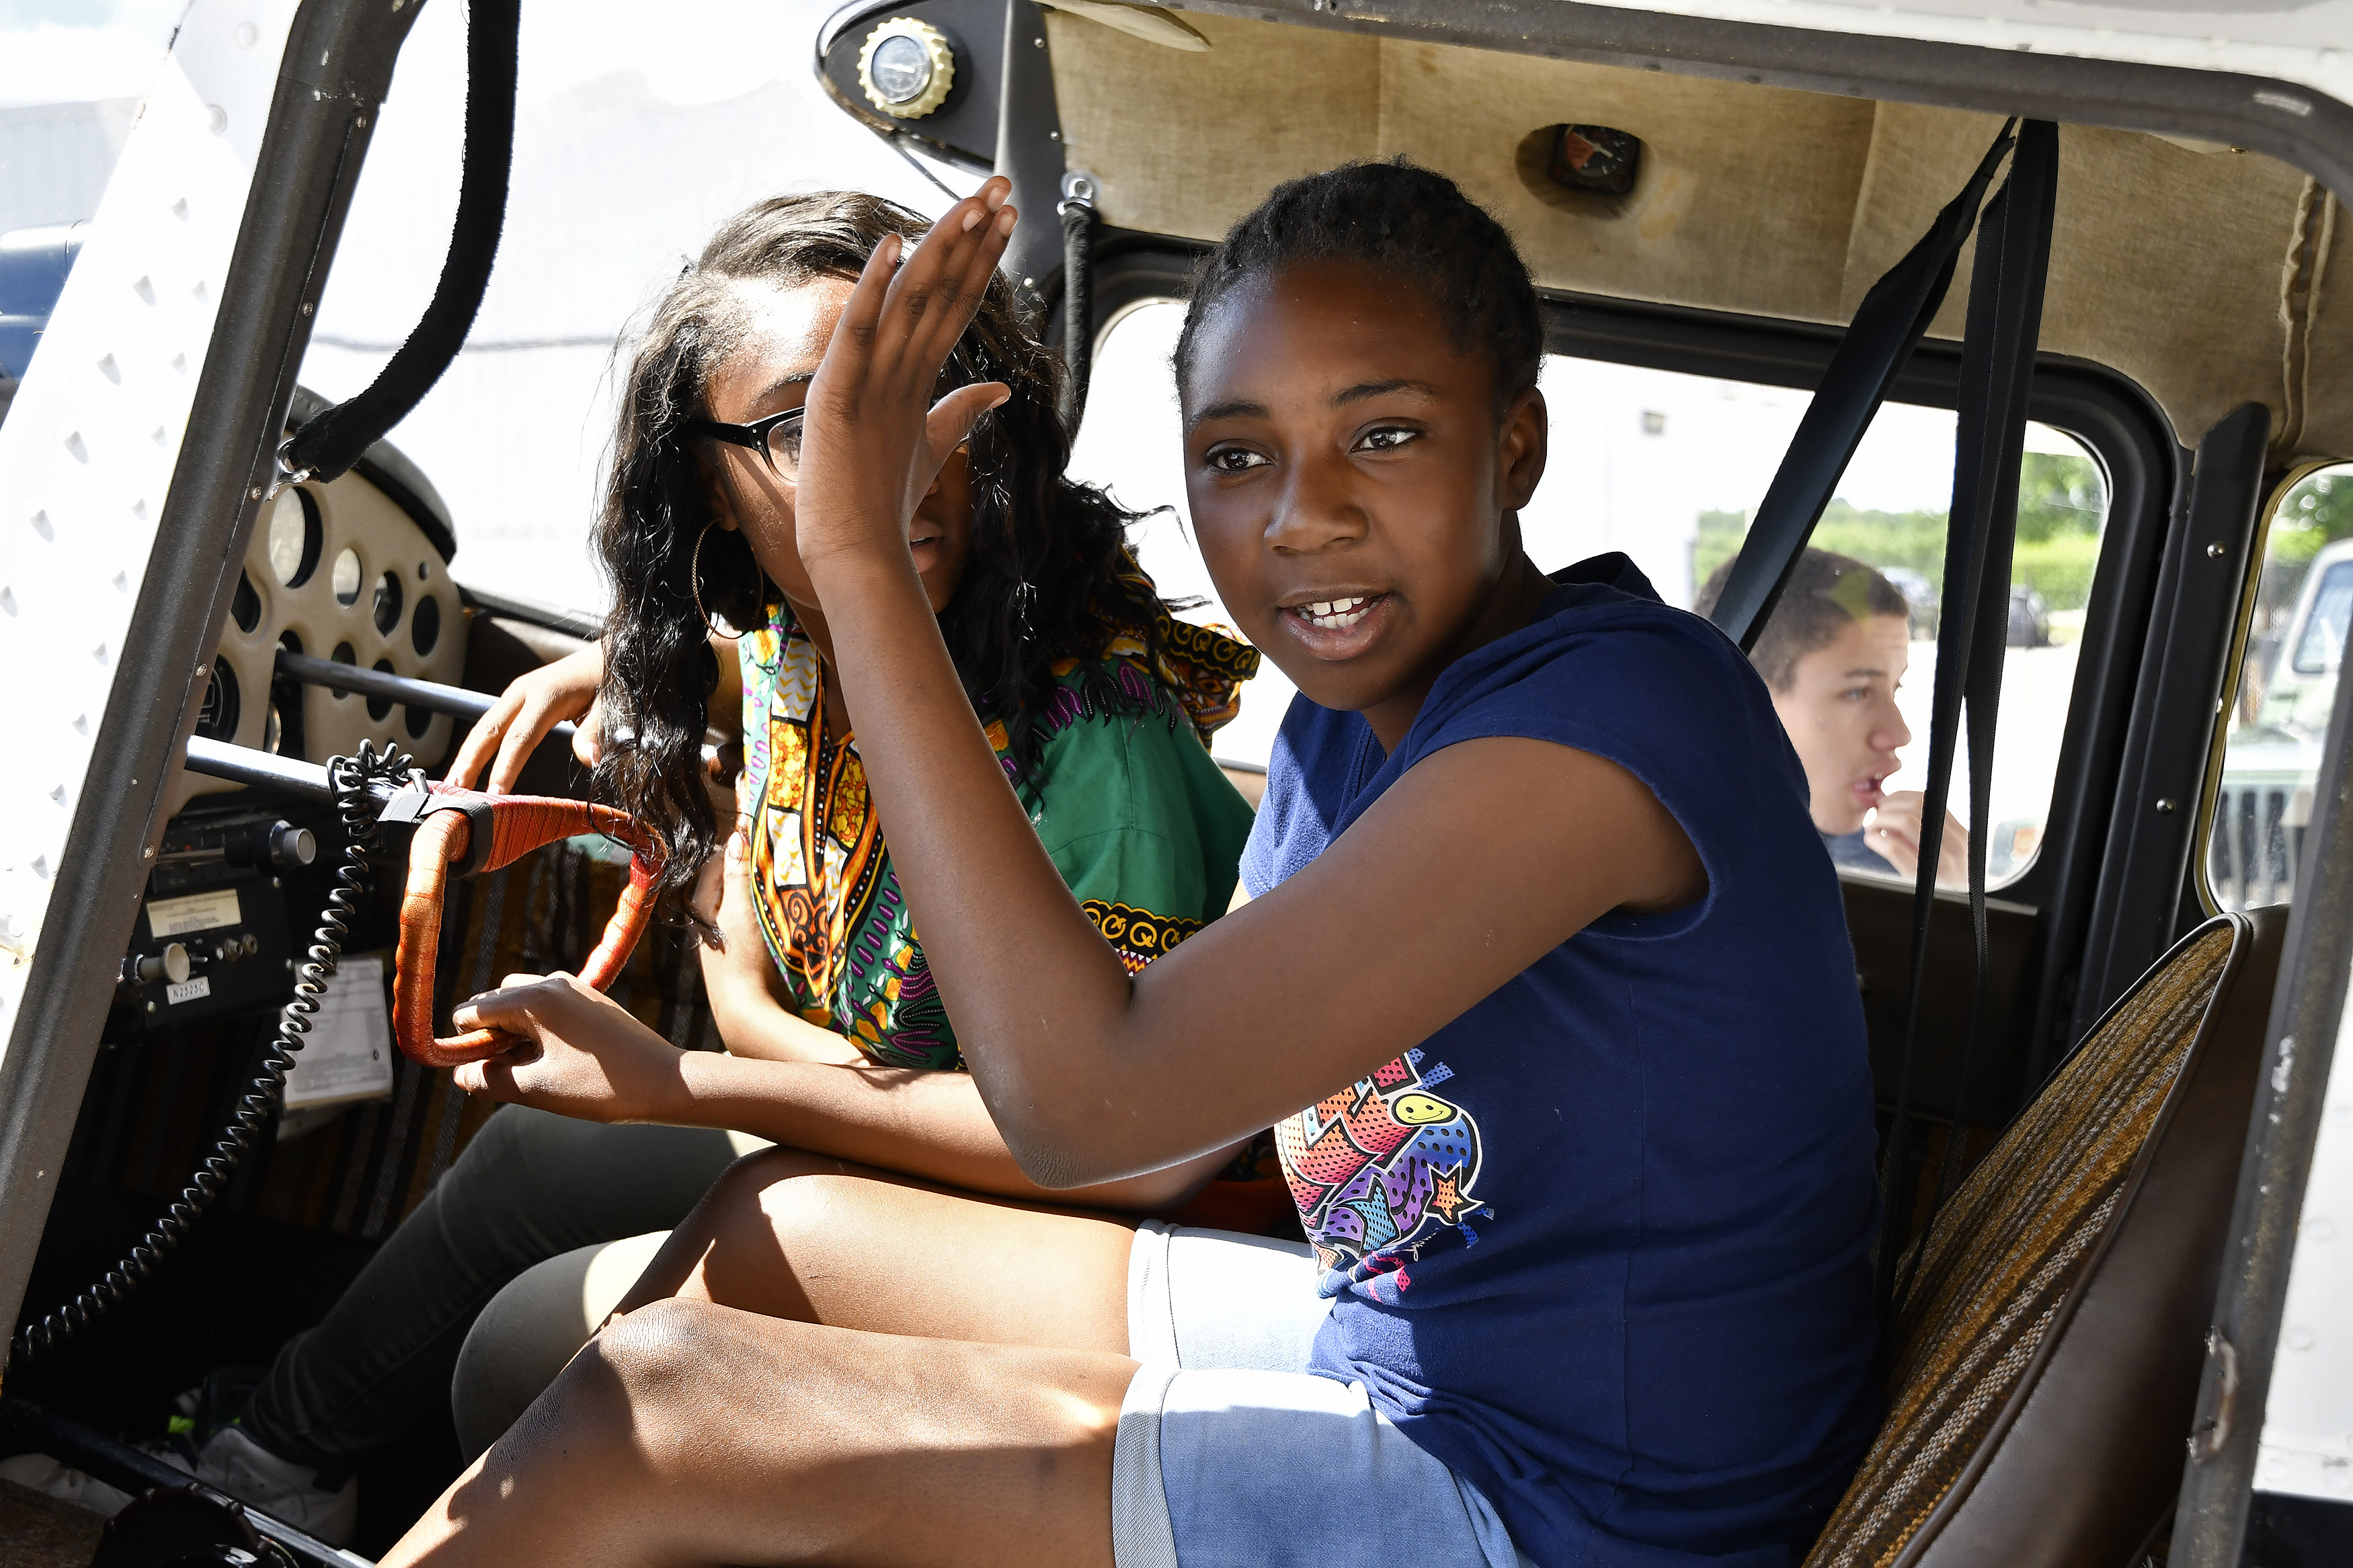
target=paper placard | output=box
[148,887,241,938]
[284,954,395,1111]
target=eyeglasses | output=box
[687,408,805,479]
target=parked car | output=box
[2007,583,2051,647]
[1880,566,1938,636]
[2213,536,2353,910]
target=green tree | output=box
[1692,449,2109,613]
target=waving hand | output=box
[789,178,1017,576]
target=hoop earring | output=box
[692,520,754,641]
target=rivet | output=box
[249,487,263,500]
[143,846,153,859]
[2206,541,2226,558]
[1033,36,1045,47]
[300,302,314,316]
[2156,798,2178,813]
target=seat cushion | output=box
[1806,910,2282,1568]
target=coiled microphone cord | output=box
[12,741,415,1364]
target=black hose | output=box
[278,0,520,486]
[1058,198,1094,431]
[11,742,416,1364]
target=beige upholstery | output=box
[1048,10,2353,463]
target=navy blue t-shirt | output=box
[1242,559,1880,1568]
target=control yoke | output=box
[377,786,662,1065]
[184,725,665,1069]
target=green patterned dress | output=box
[737,591,1260,1071]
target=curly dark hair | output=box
[1173,158,1544,412]
[592,190,1168,917]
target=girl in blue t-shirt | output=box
[385,163,1881,1568]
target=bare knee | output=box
[515,1298,727,1464]
[699,1147,854,1249]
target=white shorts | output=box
[1113,1221,1531,1568]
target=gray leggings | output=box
[241,1106,752,1471]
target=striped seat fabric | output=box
[1804,911,2280,1568]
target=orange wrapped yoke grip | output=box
[393,792,664,1068]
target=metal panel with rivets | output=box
[0,0,417,1348]
[0,1,288,1001]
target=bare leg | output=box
[384,1151,1146,1564]
[381,1298,1134,1567]
[614,1145,1138,1350]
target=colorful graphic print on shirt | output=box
[1275,1047,1486,1290]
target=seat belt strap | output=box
[1709,124,2016,653]
[1877,121,2062,1315]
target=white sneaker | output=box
[168,1426,360,1547]
[0,1450,134,1516]
[0,1428,358,1547]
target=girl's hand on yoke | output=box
[788,177,1016,577]
[446,643,606,793]
[450,973,688,1124]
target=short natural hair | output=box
[1695,548,1912,691]
[1172,158,1543,413]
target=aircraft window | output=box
[1071,300,2110,890]
[2205,464,2353,912]
[331,546,363,607]
[266,486,322,588]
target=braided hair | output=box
[594,191,1168,919]
[1174,159,1544,413]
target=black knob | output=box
[225,820,315,871]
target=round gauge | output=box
[858,18,955,120]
